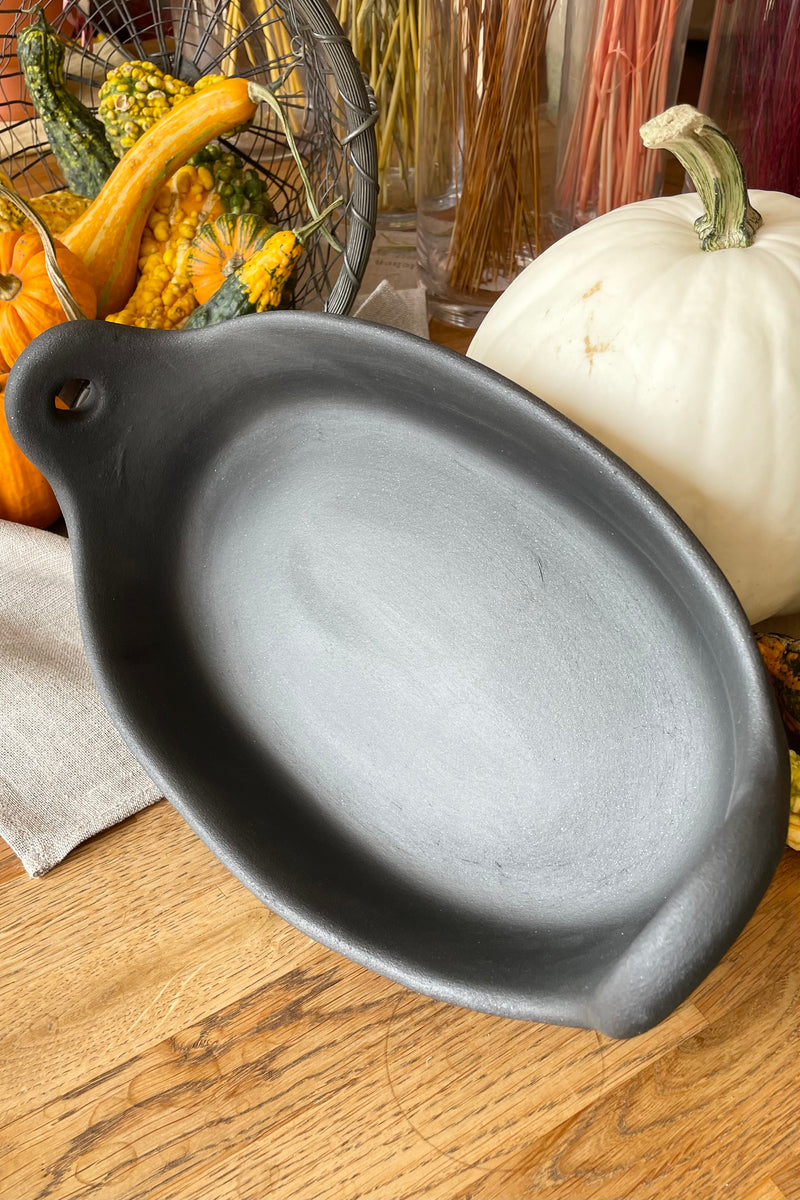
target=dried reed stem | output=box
[558,0,687,221]
[700,0,799,194]
[220,0,308,135]
[438,0,555,295]
[336,0,420,207]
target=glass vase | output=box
[416,0,560,327]
[696,0,799,196]
[551,0,693,237]
[336,0,419,227]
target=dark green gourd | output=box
[16,8,117,199]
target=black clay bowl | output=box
[5,314,789,1038]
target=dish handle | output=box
[587,766,789,1038]
[5,320,160,495]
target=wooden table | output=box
[1,321,798,1200]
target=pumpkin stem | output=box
[0,181,87,319]
[640,105,763,251]
[0,273,22,302]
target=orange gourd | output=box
[757,633,800,739]
[188,213,278,304]
[0,228,97,362]
[62,77,257,316]
[0,370,61,527]
[0,186,97,527]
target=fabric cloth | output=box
[0,283,430,876]
[354,280,429,339]
[0,519,161,876]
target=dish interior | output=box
[167,389,732,935]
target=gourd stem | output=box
[0,181,86,319]
[296,197,344,244]
[640,105,763,251]
[247,81,344,253]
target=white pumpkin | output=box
[468,105,800,625]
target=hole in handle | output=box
[55,379,92,410]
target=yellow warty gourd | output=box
[0,169,90,235]
[97,60,194,155]
[106,163,223,329]
[98,59,230,156]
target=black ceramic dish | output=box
[5,315,789,1038]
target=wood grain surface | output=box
[0,804,797,1200]
[1,320,798,1200]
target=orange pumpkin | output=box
[0,229,97,363]
[0,228,97,527]
[0,371,61,527]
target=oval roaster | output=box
[5,313,790,1038]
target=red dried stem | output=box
[559,0,686,222]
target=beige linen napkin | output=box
[354,279,429,338]
[0,519,162,877]
[0,283,430,876]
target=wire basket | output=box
[0,0,378,315]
